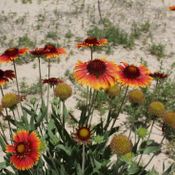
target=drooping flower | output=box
[128,89,145,105]
[169,5,175,11]
[0,48,28,63]
[54,82,72,101]
[105,84,120,98]
[72,126,92,144]
[74,58,118,90]
[163,112,175,128]
[1,93,21,109]
[116,62,152,87]
[43,77,63,87]
[0,69,15,86]
[30,48,46,57]
[6,130,41,171]
[150,72,168,80]
[43,44,66,59]
[77,37,108,48]
[148,101,165,118]
[110,134,133,155]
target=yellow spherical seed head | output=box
[1,93,19,109]
[110,134,133,156]
[128,89,145,105]
[17,144,25,153]
[54,83,72,101]
[106,84,120,98]
[148,101,165,118]
[79,128,90,138]
[163,112,175,129]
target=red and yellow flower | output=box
[116,62,152,87]
[30,48,46,57]
[6,130,41,171]
[169,5,175,11]
[0,69,15,86]
[72,126,92,144]
[74,58,118,90]
[0,48,28,63]
[77,37,108,48]
[43,44,66,59]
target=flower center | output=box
[44,44,57,53]
[0,70,4,77]
[4,48,19,57]
[87,59,106,77]
[16,143,25,154]
[85,37,98,45]
[123,65,140,79]
[78,128,90,140]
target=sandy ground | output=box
[1,0,175,174]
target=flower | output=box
[105,84,120,98]
[169,5,175,11]
[74,59,118,90]
[110,134,133,155]
[43,44,66,59]
[1,93,21,109]
[0,48,28,63]
[163,112,175,128]
[0,69,15,86]
[43,77,63,87]
[150,72,168,80]
[116,62,152,87]
[128,89,145,105]
[148,101,165,118]
[54,83,72,101]
[72,126,92,144]
[77,37,108,48]
[6,130,41,171]
[30,48,46,57]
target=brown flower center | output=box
[77,127,90,141]
[4,48,19,57]
[123,65,140,79]
[16,143,26,154]
[87,59,106,77]
[0,70,4,78]
[44,44,57,53]
[85,37,98,45]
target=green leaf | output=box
[127,162,140,174]
[0,162,7,170]
[0,137,6,151]
[55,144,71,156]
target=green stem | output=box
[90,47,93,60]
[62,101,66,128]
[82,144,85,174]
[38,57,43,101]
[110,86,129,129]
[13,61,20,95]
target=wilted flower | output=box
[6,130,41,171]
[43,77,63,87]
[128,89,145,105]
[163,112,175,129]
[148,101,165,118]
[110,134,133,155]
[0,69,15,86]
[54,83,72,101]
[150,72,168,80]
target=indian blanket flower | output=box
[43,77,63,87]
[74,58,118,90]
[6,130,41,171]
[0,48,28,63]
[77,37,108,48]
[72,126,92,144]
[30,48,46,57]
[43,44,66,59]
[110,134,133,156]
[0,69,15,86]
[169,5,175,11]
[1,93,21,109]
[116,62,152,87]
[150,72,168,80]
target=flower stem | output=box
[90,47,93,60]
[110,86,129,129]
[13,61,20,96]
[82,144,85,174]
[38,57,43,101]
